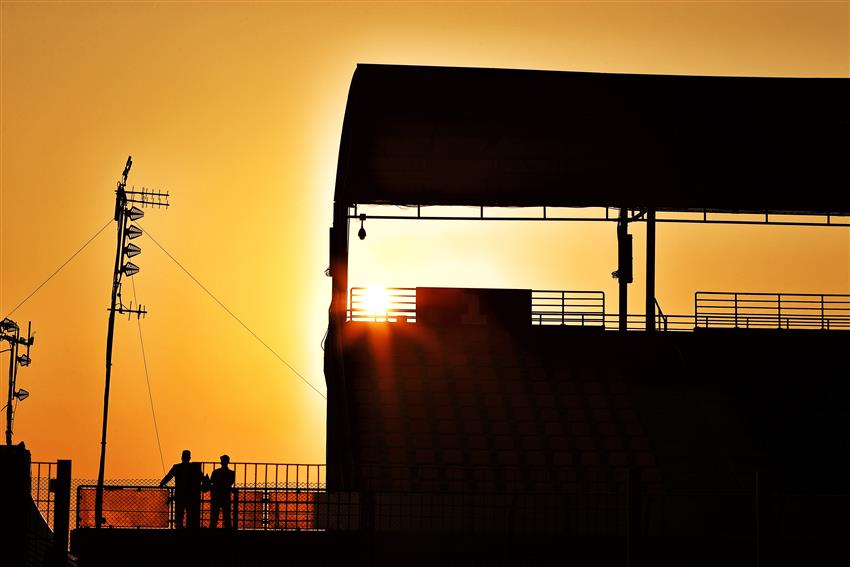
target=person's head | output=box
[220,454,230,466]
[181,449,191,463]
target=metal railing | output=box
[346,287,850,332]
[348,287,417,322]
[195,462,325,490]
[695,292,850,330]
[75,463,325,529]
[531,290,605,326]
[602,314,694,332]
[31,461,57,528]
[75,485,325,531]
[655,298,668,332]
[348,287,608,327]
[74,465,630,535]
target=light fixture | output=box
[1,318,18,332]
[124,243,142,258]
[14,389,29,402]
[358,214,366,240]
[127,206,145,221]
[17,354,30,367]
[123,262,140,277]
[126,225,143,239]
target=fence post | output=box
[50,460,72,567]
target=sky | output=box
[1,1,848,480]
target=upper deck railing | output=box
[531,290,605,326]
[348,287,417,322]
[347,288,850,332]
[694,292,850,330]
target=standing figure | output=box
[160,449,205,529]
[209,454,236,529]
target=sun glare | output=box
[363,286,391,319]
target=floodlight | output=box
[124,243,142,258]
[1,318,18,332]
[127,206,145,221]
[17,354,30,367]
[126,225,143,240]
[14,389,29,402]
[123,262,140,277]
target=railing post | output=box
[50,460,72,566]
[734,293,738,328]
[694,293,698,329]
[821,295,825,330]
[777,294,782,329]
[561,291,565,326]
[75,485,81,529]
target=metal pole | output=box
[94,201,126,528]
[645,209,656,332]
[5,329,18,445]
[52,459,72,567]
[618,209,629,332]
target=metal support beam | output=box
[347,205,849,227]
[646,209,656,332]
[617,208,631,332]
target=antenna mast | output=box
[94,156,169,528]
[1,318,34,445]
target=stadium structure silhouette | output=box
[323,64,850,566]
[10,64,850,567]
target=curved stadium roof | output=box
[334,64,849,215]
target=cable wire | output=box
[139,225,327,400]
[2,218,113,319]
[131,277,167,475]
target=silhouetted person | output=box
[160,449,205,529]
[209,454,236,528]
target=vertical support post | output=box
[95,197,126,529]
[617,208,631,332]
[645,209,656,332]
[51,459,71,566]
[326,201,353,491]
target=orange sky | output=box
[1,1,848,480]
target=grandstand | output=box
[324,65,850,565]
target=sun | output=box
[363,286,390,319]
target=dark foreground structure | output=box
[49,65,850,566]
[322,65,850,566]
